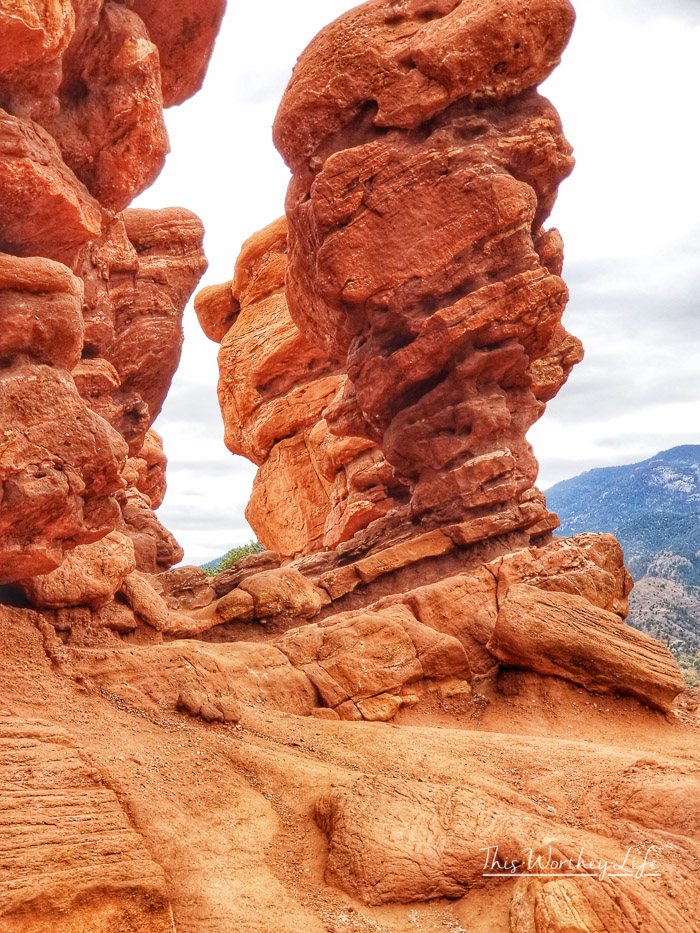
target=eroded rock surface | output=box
[0,0,210,586]
[0,715,173,932]
[196,218,404,558]
[0,0,221,210]
[189,0,685,729]
[273,0,580,549]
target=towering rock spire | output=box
[0,0,222,583]
[272,0,582,551]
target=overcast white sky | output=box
[135,0,700,566]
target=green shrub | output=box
[680,654,700,687]
[203,541,264,577]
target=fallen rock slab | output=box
[488,584,684,711]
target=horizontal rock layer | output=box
[0,715,172,931]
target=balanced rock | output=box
[273,0,581,547]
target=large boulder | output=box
[488,584,684,711]
[156,565,215,612]
[276,604,469,715]
[239,568,325,622]
[15,531,135,609]
[315,776,549,905]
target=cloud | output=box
[617,0,700,22]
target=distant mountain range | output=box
[546,445,700,666]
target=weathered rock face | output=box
[0,299,129,582]
[0,1,212,586]
[0,0,222,211]
[273,0,581,547]
[273,534,682,718]
[115,429,184,573]
[74,208,207,457]
[196,217,406,558]
[128,0,226,107]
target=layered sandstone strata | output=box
[0,0,214,585]
[0,714,173,931]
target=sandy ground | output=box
[2,607,699,932]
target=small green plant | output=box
[680,654,700,688]
[203,541,264,577]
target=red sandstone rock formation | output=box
[273,0,581,549]
[0,253,127,582]
[0,0,223,209]
[187,0,684,741]
[195,217,406,558]
[0,713,173,930]
[0,0,211,585]
[2,3,698,932]
[189,1,684,733]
